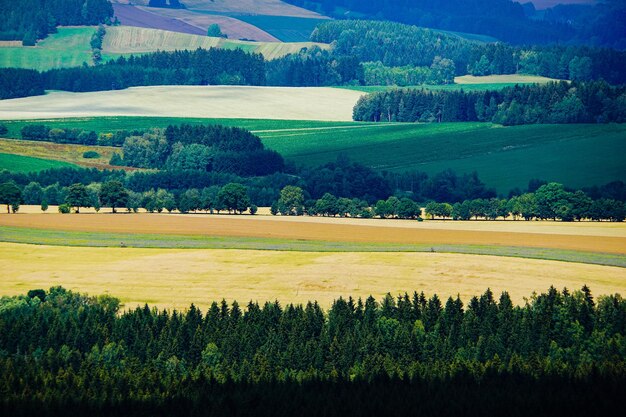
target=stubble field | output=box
[2,241,624,311]
[1,210,624,310]
[0,86,364,121]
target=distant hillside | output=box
[284,0,624,47]
[111,1,330,42]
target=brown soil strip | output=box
[1,213,624,255]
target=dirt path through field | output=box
[1,213,624,254]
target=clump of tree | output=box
[363,59,454,86]
[114,124,284,177]
[0,181,22,213]
[90,24,106,65]
[98,180,128,213]
[353,81,626,124]
[206,24,226,38]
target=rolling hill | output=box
[111,1,329,42]
[0,25,330,71]
[1,115,624,193]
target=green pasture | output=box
[0,153,77,173]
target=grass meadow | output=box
[0,27,127,71]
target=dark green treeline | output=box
[1,286,625,415]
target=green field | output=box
[232,15,328,42]
[1,226,624,267]
[0,153,77,173]
[0,25,331,71]
[260,122,626,192]
[0,27,116,71]
[2,117,624,193]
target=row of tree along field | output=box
[2,178,624,222]
[353,81,626,124]
[1,286,625,415]
[1,151,625,209]
[0,180,257,215]
[269,183,625,222]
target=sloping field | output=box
[0,27,96,71]
[0,86,365,122]
[112,0,325,17]
[0,138,120,170]
[102,26,329,59]
[0,153,76,173]
[232,15,329,42]
[112,4,206,36]
[1,242,623,310]
[131,5,281,42]
[259,122,626,192]
[1,214,624,255]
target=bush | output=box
[83,151,100,159]
[58,203,70,214]
[0,124,7,135]
[249,204,258,215]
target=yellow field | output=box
[1,242,624,311]
[103,26,329,60]
[0,86,365,121]
[454,74,561,84]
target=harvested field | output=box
[0,86,365,121]
[1,242,623,310]
[112,4,207,36]
[111,0,326,17]
[102,26,329,59]
[0,213,624,255]
[131,5,280,42]
[454,74,560,84]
